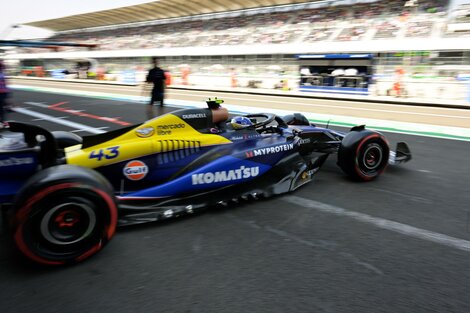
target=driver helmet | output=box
[230,116,253,129]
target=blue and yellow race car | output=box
[0,98,411,266]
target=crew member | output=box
[146,57,166,119]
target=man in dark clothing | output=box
[145,57,166,119]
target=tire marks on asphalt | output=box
[227,213,384,275]
[283,195,470,254]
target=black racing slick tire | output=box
[337,130,390,181]
[10,165,118,266]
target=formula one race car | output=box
[0,98,411,266]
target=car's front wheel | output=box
[338,130,390,181]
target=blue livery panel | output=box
[121,156,272,199]
[0,152,39,202]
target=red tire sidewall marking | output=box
[13,182,117,265]
[75,241,103,263]
[354,134,388,181]
[93,188,117,240]
[14,183,76,266]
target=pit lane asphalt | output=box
[1,90,470,313]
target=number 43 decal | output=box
[89,146,120,161]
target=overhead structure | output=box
[0,40,97,49]
[23,0,324,32]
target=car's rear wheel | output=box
[11,165,117,266]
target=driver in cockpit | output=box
[206,98,255,132]
[230,116,253,129]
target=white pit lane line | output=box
[12,107,106,134]
[284,195,470,254]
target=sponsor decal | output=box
[230,133,261,141]
[245,143,294,158]
[185,205,194,214]
[302,170,314,179]
[298,138,311,145]
[123,160,148,181]
[295,169,314,188]
[301,169,316,181]
[0,157,34,167]
[136,127,155,138]
[192,166,259,185]
[182,113,206,119]
[157,123,186,135]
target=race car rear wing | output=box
[388,142,412,165]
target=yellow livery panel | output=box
[65,114,232,169]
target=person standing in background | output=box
[145,57,166,119]
[230,67,238,88]
[0,61,10,124]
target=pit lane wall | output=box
[181,74,470,103]
[8,75,470,107]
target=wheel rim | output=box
[40,202,97,246]
[361,143,383,172]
